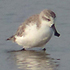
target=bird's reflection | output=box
[9,50,59,70]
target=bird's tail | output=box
[6,35,15,42]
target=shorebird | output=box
[6,9,60,50]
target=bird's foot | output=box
[21,48,26,51]
[43,48,46,51]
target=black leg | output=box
[21,48,26,51]
[43,48,46,51]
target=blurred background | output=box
[0,0,70,70]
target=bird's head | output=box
[39,9,60,37]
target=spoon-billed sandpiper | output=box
[6,9,60,50]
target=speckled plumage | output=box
[15,15,41,37]
[6,9,60,49]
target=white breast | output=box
[15,22,53,48]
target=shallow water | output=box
[7,50,59,70]
[0,0,70,70]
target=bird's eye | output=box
[47,19,51,21]
[42,16,51,21]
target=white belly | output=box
[15,23,53,48]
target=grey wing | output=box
[15,23,26,37]
[6,15,39,41]
[15,15,39,36]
